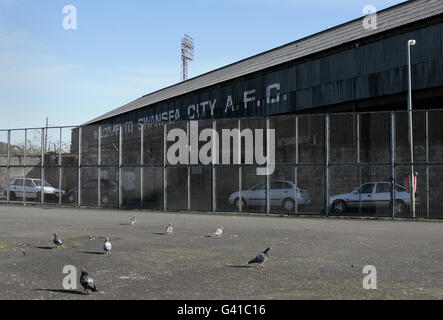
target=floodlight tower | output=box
[181,34,194,81]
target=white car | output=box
[4,178,66,201]
[329,182,418,214]
[228,180,311,211]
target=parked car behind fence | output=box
[4,178,65,201]
[229,180,311,212]
[329,181,419,215]
[66,179,124,206]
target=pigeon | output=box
[80,269,98,295]
[248,247,271,268]
[165,222,173,235]
[129,215,136,225]
[213,227,223,237]
[103,237,112,253]
[53,233,64,248]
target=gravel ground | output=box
[0,204,443,300]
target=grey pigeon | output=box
[80,269,98,295]
[53,233,64,248]
[103,237,112,253]
[248,247,271,268]
[129,215,136,225]
[165,222,173,235]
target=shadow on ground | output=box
[34,289,84,295]
[81,251,105,255]
[226,265,254,268]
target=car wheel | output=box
[282,198,295,212]
[234,198,246,211]
[10,192,16,201]
[36,192,41,202]
[332,200,347,213]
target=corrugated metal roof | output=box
[85,0,443,125]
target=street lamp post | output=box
[407,39,416,218]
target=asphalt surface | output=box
[0,205,443,300]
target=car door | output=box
[373,183,391,209]
[25,179,36,200]
[14,179,24,198]
[344,187,360,209]
[247,183,266,206]
[270,182,282,207]
[272,182,295,207]
[359,183,376,210]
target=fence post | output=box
[390,112,396,219]
[98,126,102,207]
[238,119,242,212]
[212,120,216,213]
[140,124,144,209]
[324,114,330,216]
[295,116,299,215]
[266,117,271,215]
[163,123,167,210]
[426,110,430,218]
[118,124,123,208]
[59,127,62,205]
[357,114,362,215]
[23,129,27,205]
[187,121,191,211]
[6,130,10,204]
[78,127,82,207]
[41,128,45,205]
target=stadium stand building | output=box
[59,0,443,217]
[85,0,443,127]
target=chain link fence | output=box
[1,109,442,219]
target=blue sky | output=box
[0,0,406,129]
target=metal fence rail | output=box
[1,109,442,219]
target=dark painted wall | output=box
[93,21,443,133]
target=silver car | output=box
[4,178,65,201]
[329,182,418,214]
[228,180,311,211]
